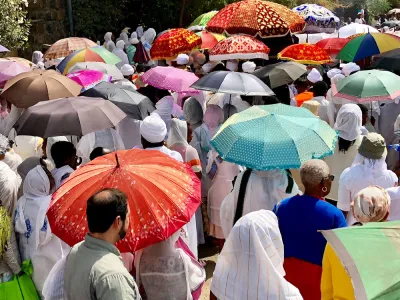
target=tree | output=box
[0,0,30,51]
[366,0,391,18]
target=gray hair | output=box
[300,159,330,187]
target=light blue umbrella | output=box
[211,104,337,170]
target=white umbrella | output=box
[337,23,378,38]
[68,62,124,81]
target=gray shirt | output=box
[64,234,140,300]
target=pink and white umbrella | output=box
[141,66,200,93]
[66,70,111,92]
[0,60,30,88]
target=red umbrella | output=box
[47,149,201,252]
[315,38,350,55]
[278,44,332,65]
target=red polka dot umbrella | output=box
[209,35,270,61]
[206,0,305,38]
[278,44,332,65]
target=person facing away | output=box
[113,40,129,69]
[321,186,390,300]
[210,210,303,300]
[358,103,376,134]
[273,159,347,300]
[311,81,333,125]
[64,188,141,300]
[90,147,112,161]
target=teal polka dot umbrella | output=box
[211,104,338,170]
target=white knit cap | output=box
[140,113,167,143]
[327,68,342,78]
[342,62,360,76]
[121,64,135,76]
[307,68,322,83]
[242,61,256,73]
[226,60,238,71]
[202,63,213,74]
[176,54,190,65]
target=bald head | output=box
[300,159,330,188]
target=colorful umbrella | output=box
[332,70,400,103]
[150,28,201,60]
[211,104,337,170]
[336,33,400,62]
[337,23,378,38]
[196,31,225,49]
[321,221,400,300]
[209,35,270,61]
[190,10,219,27]
[0,57,35,68]
[315,38,350,55]
[66,70,112,92]
[68,62,124,81]
[292,4,340,33]
[47,149,201,252]
[57,46,121,74]
[0,45,9,53]
[141,66,200,93]
[0,60,30,89]
[206,0,305,38]
[44,37,97,60]
[1,70,82,108]
[277,44,332,65]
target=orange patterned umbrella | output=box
[206,0,305,38]
[44,37,97,60]
[278,44,332,65]
[150,28,202,60]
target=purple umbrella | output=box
[0,60,30,88]
[0,45,9,53]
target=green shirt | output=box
[64,234,140,300]
[126,45,136,65]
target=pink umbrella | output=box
[0,45,9,53]
[0,60,30,88]
[141,66,200,93]
[66,70,111,92]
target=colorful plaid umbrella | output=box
[66,70,112,92]
[322,221,400,300]
[332,70,400,103]
[336,33,400,62]
[0,60,30,88]
[292,4,340,34]
[57,47,121,74]
[315,37,350,55]
[190,10,219,27]
[210,104,337,170]
[278,44,332,65]
[209,35,270,61]
[150,28,201,60]
[44,37,97,60]
[196,31,225,49]
[206,0,305,38]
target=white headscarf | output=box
[327,68,342,78]
[307,68,322,83]
[167,119,188,147]
[141,28,157,45]
[3,150,22,173]
[140,114,168,143]
[226,60,238,71]
[113,41,129,69]
[211,210,303,300]
[121,64,135,76]
[242,61,256,73]
[118,32,129,47]
[107,41,116,52]
[154,96,175,133]
[342,62,360,76]
[183,97,204,130]
[104,32,112,43]
[177,54,190,65]
[32,51,44,65]
[0,161,20,216]
[334,103,362,141]
[136,26,144,38]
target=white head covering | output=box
[113,41,129,69]
[307,68,322,83]
[331,73,346,85]
[242,61,256,73]
[167,119,188,147]
[3,150,22,173]
[183,97,204,130]
[136,26,144,38]
[119,32,129,47]
[327,68,342,78]
[342,62,360,76]
[212,210,303,300]
[0,161,20,216]
[107,41,116,52]
[0,133,9,155]
[130,32,139,44]
[141,28,157,45]
[140,113,168,143]
[154,96,174,133]
[203,105,223,136]
[116,40,125,50]
[104,32,112,43]
[32,51,44,65]
[121,64,135,76]
[226,60,238,72]
[177,54,190,65]
[201,63,213,74]
[334,103,362,141]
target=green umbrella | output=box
[190,11,218,27]
[322,222,400,300]
[332,70,400,103]
[210,104,337,170]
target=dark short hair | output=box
[313,81,328,97]
[90,147,107,161]
[51,141,76,168]
[86,188,128,233]
[358,104,368,115]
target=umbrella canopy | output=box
[252,61,307,89]
[211,104,337,170]
[48,149,201,252]
[209,35,270,61]
[196,31,225,49]
[206,0,305,38]
[332,70,400,103]
[1,69,82,108]
[141,66,200,93]
[150,28,202,60]
[44,37,97,60]
[67,62,124,81]
[81,82,155,120]
[322,221,400,300]
[57,46,121,74]
[370,48,400,72]
[292,4,340,33]
[0,60,30,89]
[278,44,332,65]
[388,8,400,15]
[13,96,126,137]
[315,37,350,55]
[337,23,378,38]
[66,70,112,92]
[337,33,400,62]
[191,71,274,96]
[190,10,219,27]
[0,45,9,53]
[0,57,35,68]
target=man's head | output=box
[140,114,167,148]
[90,147,112,161]
[51,141,79,170]
[300,159,333,198]
[294,77,309,94]
[121,64,135,81]
[313,81,328,97]
[86,188,130,243]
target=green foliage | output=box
[0,0,30,51]
[366,0,391,17]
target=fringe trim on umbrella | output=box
[0,207,11,257]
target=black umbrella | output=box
[370,49,400,74]
[252,61,307,89]
[81,82,155,120]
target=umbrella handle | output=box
[115,153,120,167]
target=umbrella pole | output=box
[228,94,231,117]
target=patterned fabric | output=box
[150,28,201,60]
[190,10,219,27]
[206,0,305,38]
[209,35,270,61]
[278,44,332,65]
[44,37,97,60]
[0,57,35,68]
[293,4,340,33]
